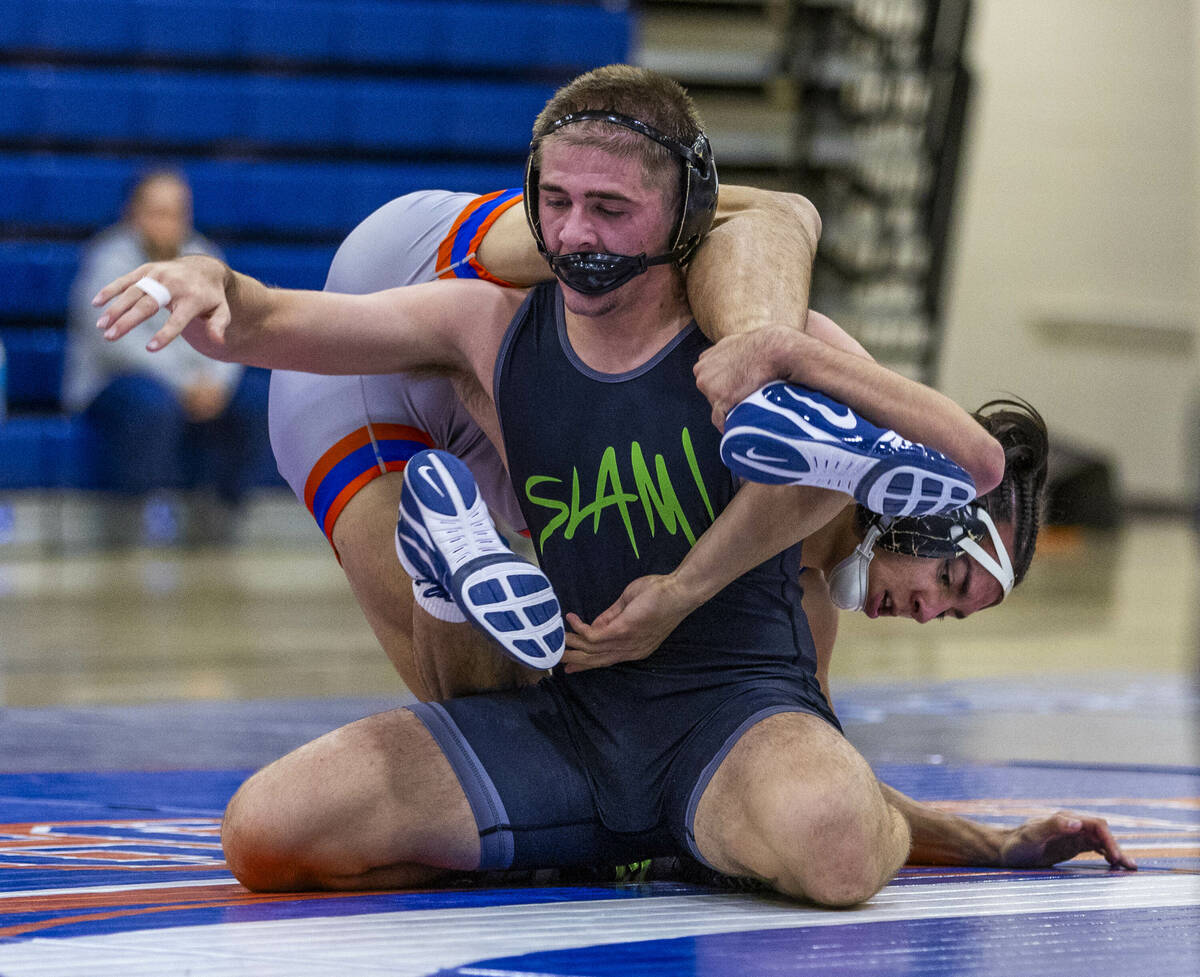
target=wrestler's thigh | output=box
[335,472,533,700]
[223,706,478,888]
[692,711,903,903]
[332,472,423,678]
[332,470,410,620]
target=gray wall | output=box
[939,0,1200,507]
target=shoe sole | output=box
[721,426,975,517]
[397,451,564,668]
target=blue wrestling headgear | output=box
[523,110,719,296]
[827,506,1015,612]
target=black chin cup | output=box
[546,249,677,296]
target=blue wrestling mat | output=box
[0,762,1196,977]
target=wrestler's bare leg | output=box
[222,708,476,891]
[692,711,910,906]
[332,471,536,700]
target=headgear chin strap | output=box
[524,110,719,296]
[951,509,1014,597]
[827,506,1015,613]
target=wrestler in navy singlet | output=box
[487,282,839,833]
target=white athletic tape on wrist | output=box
[135,276,172,311]
[412,579,467,623]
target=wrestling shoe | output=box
[396,449,564,668]
[408,575,467,624]
[720,382,976,517]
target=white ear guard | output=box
[827,518,888,612]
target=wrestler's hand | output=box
[998,811,1136,870]
[92,254,233,357]
[693,326,796,431]
[561,574,694,672]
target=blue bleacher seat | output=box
[0,242,79,320]
[10,0,135,55]
[39,68,143,142]
[0,154,524,233]
[0,155,127,228]
[141,73,246,146]
[5,0,630,73]
[240,0,338,62]
[243,76,347,149]
[2,66,554,155]
[0,328,67,411]
[0,415,95,490]
[134,0,241,60]
[0,158,37,225]
[1,0,631,497]
[0,417,57,489]
[26,157,132,229]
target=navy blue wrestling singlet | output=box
[487,282,839,834]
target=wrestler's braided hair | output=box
[971,398,1049,586]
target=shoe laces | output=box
[436,507,505,562]
[415,578,452,602]
[876,429,914,450]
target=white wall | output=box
[939,0,1200,506]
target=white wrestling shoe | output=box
[395,449,564,668]
[720,382,977,517]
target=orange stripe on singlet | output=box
[303,423,434,542]
[435,189,524,285]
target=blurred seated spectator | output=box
[63,168,271,546]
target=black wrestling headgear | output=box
[523,110,719,296]
[827,505,1015,612]
[876,505,1014,595]
[876,509,991,559]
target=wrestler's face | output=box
[862,519,1015,622]
[537,137,676,316]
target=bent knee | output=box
[764,791,911,907]
[775,854,889,908]
[222,778,325,892]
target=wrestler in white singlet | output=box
[268,189,527,546]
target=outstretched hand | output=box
[561,574,694,673]
[693,327,795,432]
[92,254,233,357]
[999,811,1136,870]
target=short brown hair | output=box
[531,64,706,195]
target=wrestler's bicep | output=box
[475,204,552,286]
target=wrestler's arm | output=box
[796,578,1134,871]
[686,184,820,337]
[473,200,548,285]
[564,482,846,669]
[92,254,519,382]
[474,184,821,340]
[879,783,1135,869]
[694,320,1006,495]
